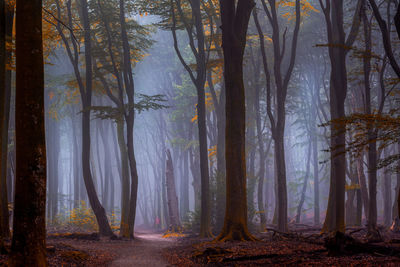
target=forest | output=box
[0,0,400,266]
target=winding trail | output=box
[109,232,173,267]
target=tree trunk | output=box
[312,91,320,226]
[5,1,13,208]
[383,148,392,227]
[356,155,369,220]
[215,86,226,232]
[255,86,266,230]
[215,0,255,241]
[166,149,181,231]
[9,0,47,264]
[254,0,301,231]
[117,120,130,237]
[181,147,189,219]
[362,6,380,239]
[296,141,312,223]
[79,0,113,237]
[392,143,400,222]
[321,0,348,234]
[0,0,10,245]
[71,112,81,209]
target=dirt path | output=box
[108,232,173,267]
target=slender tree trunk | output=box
[215,87,226,232]
[181,147,189,219]
[166,149,181,231]
[118,0,139,238]
[356,155,369,219]
[5,1,13,208]
[9,0,46,264]
[296,141,312,223]
[383,148,392,227]
[0,0,10,245]
[71,113,80,209]
[117,120,130,237]
[312,92,320,226]
[392,144,400,224]
[255,87,266,230]
[79,0,113,237]
[99,121,111,212]
[362,6,380,239]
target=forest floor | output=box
[1,225,400,266]
[165,225,400,266]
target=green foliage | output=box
[89,94,168,122]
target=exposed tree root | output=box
[366,226,383,243]
[324,231,400,257]
[214,225,257,242]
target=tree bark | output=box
[254,0,301,231]
[9,0,47,264]
[79,0,113,237]
[166,149,181,231]
[320,0,348,234]
[215,0,255,241]
[296,142,312,223]
[0,0,10,245]
[383,148,392,227]
[362,4,380,239]
[117,119,130,237]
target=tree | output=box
[368,0,400,79]
[318,0,361,235]
[170,0,212,237]
[0,0,10,250]
[9,0,47,265]
[166,149,181,231]
[253,0,301,232]
[51,0,114,236]
[215,0,255,242]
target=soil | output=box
[2,227,400,266]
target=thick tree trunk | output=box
[166,149,181,231]
[9,0,47,264]
[321,0,348,234]
[216,0,255,242]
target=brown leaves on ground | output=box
[164,231,400,266]
[0,238,114,266]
